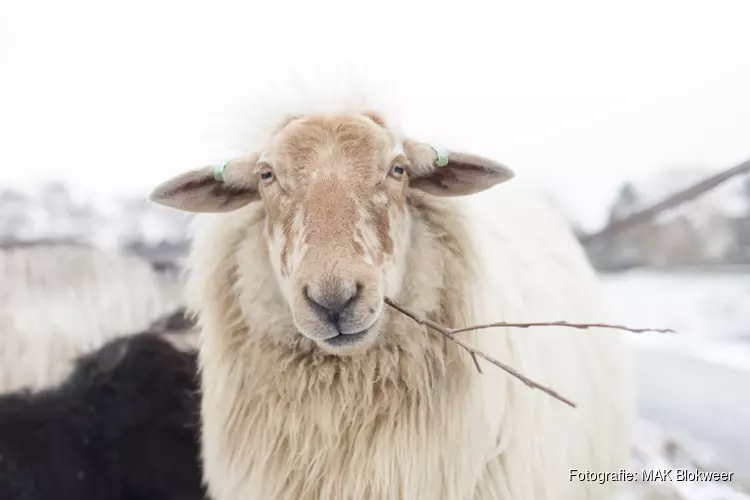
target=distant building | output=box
[585,167,750,271]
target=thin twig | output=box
[384,298,576,408]
[384,298,484,373]
[450,321,674,335]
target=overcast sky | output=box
[1,0,749,230]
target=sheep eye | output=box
[260,170,274,182]
[390,165,405,177]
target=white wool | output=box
[459,185,636,498]
[186,81,635,500]
[0,245,185,393]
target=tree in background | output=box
[608,182,641,223]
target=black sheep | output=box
[0,331,205,500]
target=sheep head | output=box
[149,111,514,354]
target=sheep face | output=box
[149,110,515,355]
[256,113,409,353]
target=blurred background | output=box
[1,0,749,499]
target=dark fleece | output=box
[0,332,206,500]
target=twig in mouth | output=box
[384,298,575,407]
[384,297,674,409]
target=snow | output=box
[601,269,750,499]
[0,183,191,253]
[601,269,750,373]
[624,420,750,500]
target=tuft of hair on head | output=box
[218,70,404,156]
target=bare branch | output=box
[384,298,576,408]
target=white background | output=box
[2,0,749,230]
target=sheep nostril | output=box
[304,284,358,328]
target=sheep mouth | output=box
[316,299,384,349]
[321,328,371,348]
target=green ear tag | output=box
[213,161,228,182]
[431,146,449,167]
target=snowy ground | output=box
[601,268,750,371]
[600,269,750,499]
[622,419,750,500]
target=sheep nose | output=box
[304,281,362,327]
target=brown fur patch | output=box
[259,114,405,280]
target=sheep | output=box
[0,243,185,393]
[0,323,204,500]
[149,91,635,500]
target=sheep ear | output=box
[403,140,515,197]
[149,156,260,213]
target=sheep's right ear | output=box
[149,157,260,213]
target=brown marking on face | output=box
[304,179,358,252]
[279,213,293,277]
[373,203,394,256]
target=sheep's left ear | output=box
[149,156,260,213]
[403,140,515,197]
